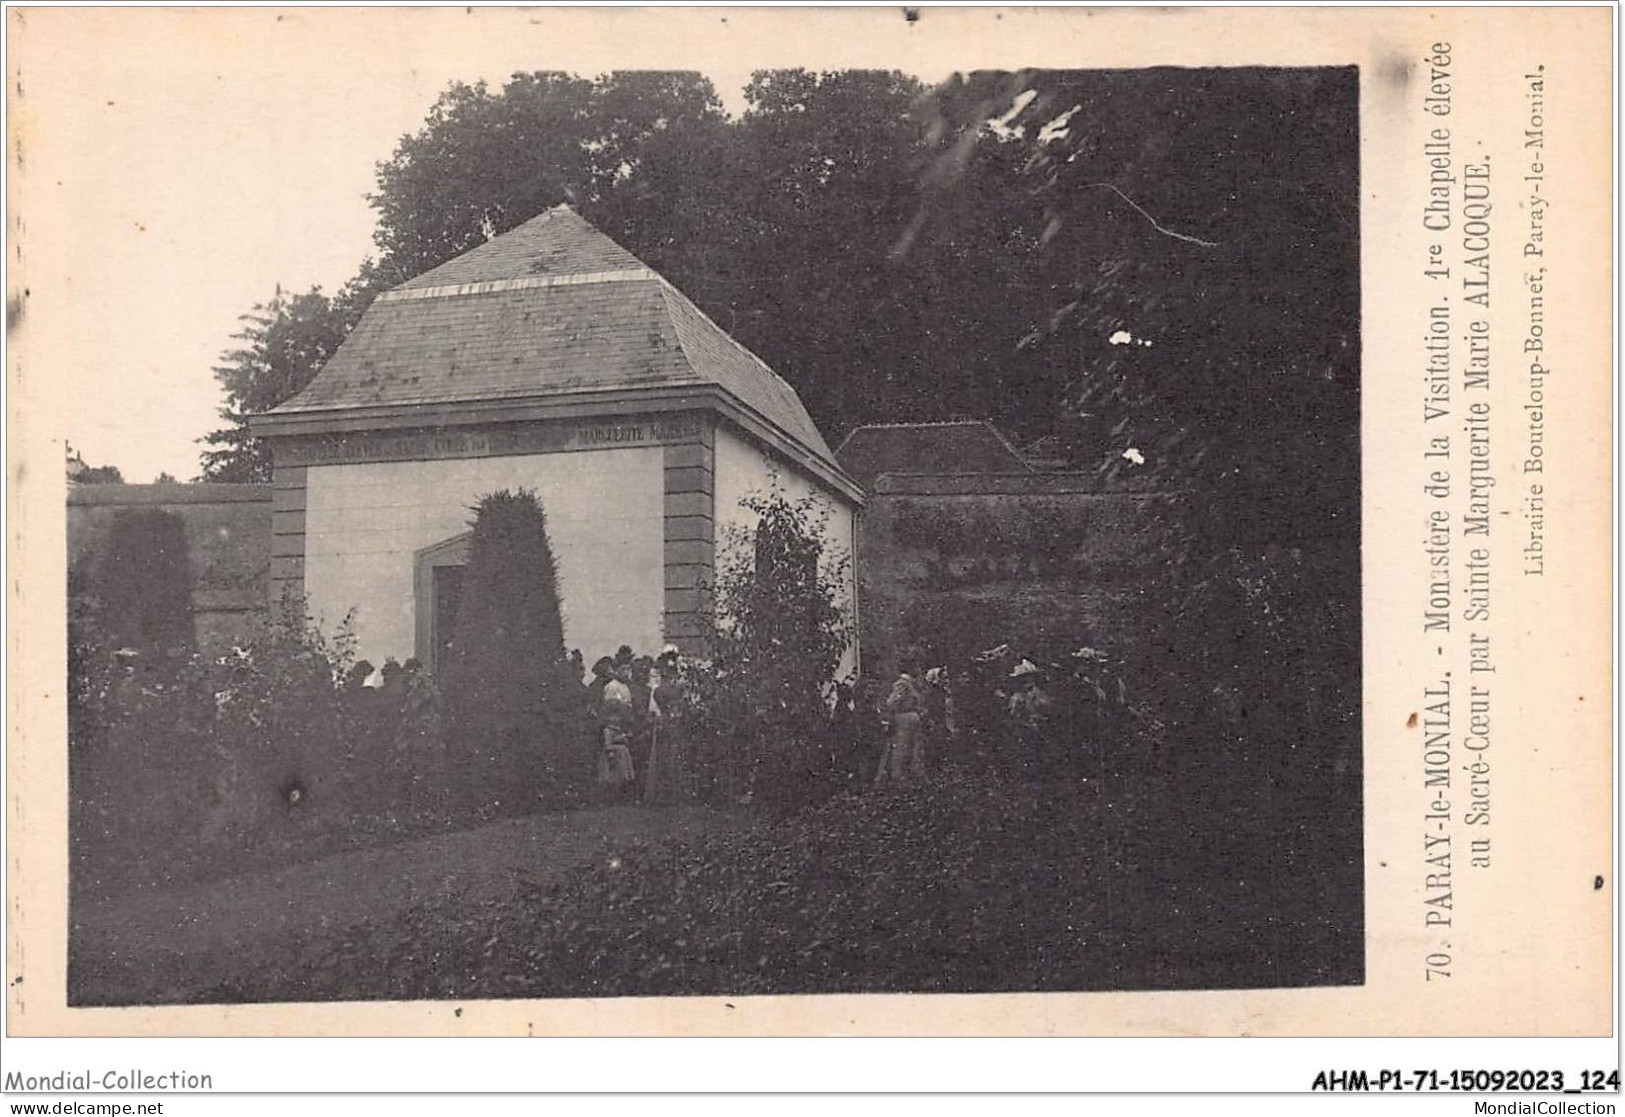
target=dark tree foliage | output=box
[76,465,126,485]
[908,69,1362,671]
[204,67,1359,492]
[900,69,1362,937]
[911,69,1361,516]
[440,490,580,813]
[661,70,933,436]
[200,287,354,482]
[92,509,196,655]
[367,71,728,288]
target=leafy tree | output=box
[154,471,179,484]
[912,68,1360,516]
[69,588,370,904]
[354,68,943,439]
[199,287,354,482]
[367,71,726,286]
[901,72,1362,919]
[911,69,1362,736]
[204,64,1357,506]
[439,489,580,812]
[92,509,195,655]
[671,69,934,436]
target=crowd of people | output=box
[332,643,694,808]
[330,636,1127,809]
[578,643,690,805]
[827,643,1128,796]
[342,656,441,740]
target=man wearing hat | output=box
[1007,659,1052,785]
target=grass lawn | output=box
[71,766,1361,1005]
[68,803,746,1006]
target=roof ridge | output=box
[655,280,809,415]
[378,268,656,303]
[847,419,1000,431]
[654,280,844,468]
[834,418,1020,457]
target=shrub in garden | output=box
[440,489,582,813]
[685,485,852,805]
[70,537,486,907]
[209,590,362,831]
[70,513,201,896]
[67,581,392,900]
[1125,533,1361,938]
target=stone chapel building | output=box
[250,206,862,674]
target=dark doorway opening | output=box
[413,531,472,674]
[432,564,465,671]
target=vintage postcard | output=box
[3,4,1613,1061]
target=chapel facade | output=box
[251,206,862,674]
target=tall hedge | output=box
[440,490,579,813]
[93,509,195,655]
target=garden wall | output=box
[67,483,272,651]
[855,472,1189,673]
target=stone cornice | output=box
[251,386,864,505]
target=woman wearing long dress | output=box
[644,646,688,805]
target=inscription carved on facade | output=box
[280,414,706,467]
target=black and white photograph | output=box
[42,12,1368,1011]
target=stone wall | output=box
[66,483,273,651]
[855,472,1189,674]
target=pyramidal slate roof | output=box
[268,206,841,474]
